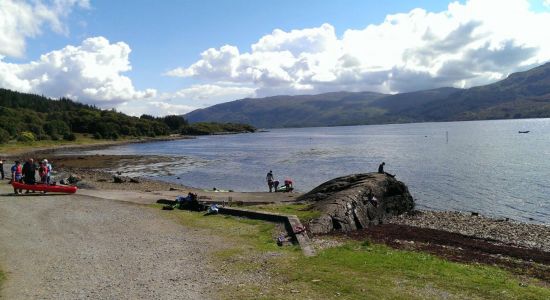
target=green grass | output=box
[155,205,550,300]
[245,203,322,222]
[0,269,4,291]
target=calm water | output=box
[79,119,550,224]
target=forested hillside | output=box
[185,62,550,128]
[0,89,254,143]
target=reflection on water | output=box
[79,118,550,224]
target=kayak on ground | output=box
[11,182,77,194]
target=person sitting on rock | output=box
[378,162,395,178]
[378,162,385,174]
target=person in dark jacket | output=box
[378,162,385,174]
[22,158,37,193]
[378,162,395,178]
[266,170,274,192]
[0,157,4,180]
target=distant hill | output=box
[185,62,550,128]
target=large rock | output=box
[298,173,414,234]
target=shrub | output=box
[44,120,71,136]
[17,131,35,142]
[63,132,77,141]
[0,128,10,143]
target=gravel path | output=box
[0,184,230,299]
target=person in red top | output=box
[39,161,49,184]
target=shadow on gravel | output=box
[1,193,72,197]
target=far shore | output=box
[0,134,195,157]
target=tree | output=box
[0,128,10,143]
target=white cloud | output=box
[167,0,550,96]
[115,84,256,116]
[116,100,197,117]
[545,0,550,8]
[0,0,89,58]
[171,84,256,106]
[0,36,156,105]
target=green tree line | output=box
[0,88,255,143]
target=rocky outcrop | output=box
[298,173,414,234]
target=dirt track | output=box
[0,183,230,299]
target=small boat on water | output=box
[518,131,530,134]
[11,182,77,194]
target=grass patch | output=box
[0,269,4,291]
[151,204,290,252]
[282,243,550,299]
[245,203,322,222]
[155,205,550,299]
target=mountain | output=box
[185,91,386,128]
[185,62,550,128]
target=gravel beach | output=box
[0,183,240,299]
[387,210,550,252]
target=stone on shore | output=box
[298,173,414,234]
[113,175,126,183]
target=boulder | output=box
[298,173,414,234]
[113,175,126,183]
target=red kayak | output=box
[11,182,77,194]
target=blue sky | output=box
[14,0,451,91]
[1,0,550,116]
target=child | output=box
[39,161,49,184]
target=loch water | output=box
[81,118,550,224]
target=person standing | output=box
[11,160,23,194]
[22,158,37,193]
[0,157,4,180]
[266,170,274,192]
[44,159,52,184]
[39,161,49,184]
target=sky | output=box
[1,0,550,116]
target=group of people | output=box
[264,162,393,193]
[266,170,293,192]
[10,158,52,194]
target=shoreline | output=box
[33,153,549,254]
[1,134,194,157]
[1,150,548,285]
[4,141,549,255]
